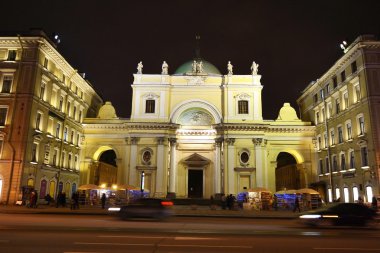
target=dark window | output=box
[7,50,16,61]
[240,151,249,164]
[0,108,7,126]
[40,83,45,100]
[350,151,355,169]
[358,116,365,135]
[331,130,335,145]
[2,76,12,93]
[43,58,48,68]
[313,94,318,104]
[36,113,42,130]
[332,76,338,89]
[319,159,324,174]
[341,154,346,171]
[340,70,346,82]
[325,157,330,173]
[333,156,338,172]
[351,61,357,73]
[31,143,38,162]
[361,147,368,167]
[59,96,63,111]
[238,100,248,114]
[338,126,343,143]
[336,99,340,114]
[145,100,155,113]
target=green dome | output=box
[174,60,221,75]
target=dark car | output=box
[118,198,173,220]
[299,203,378,227]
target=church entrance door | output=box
[188,169,203,198]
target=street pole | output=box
[140,171,145,198]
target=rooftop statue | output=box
[251,61,259,75]
[192,60,197,73]
[227,61,233,75]
[162,61,169,74]
[137,61,143,74]
[191,60,204,74]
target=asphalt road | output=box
[0,214,379,253]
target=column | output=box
[129,137,138,186]
[169,138,177,194]
[155,137,165,197]
[214,138,222,195]
[115,158,123,185]
[253,138,267,187]
[226,138,235,194]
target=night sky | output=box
[2,0,380,119]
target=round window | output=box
[142,150,152,163]
[240,151,249,164]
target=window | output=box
[76,133,80,145]
[350,150,355,169]
[319,159,324,174]
[335,188,341,201]
[335,98,340,114]
[66,101,71,116]
[355,85,361,102]
[145,100,155,113]
[53,149,58,166]
[343,92,349,109]
[240,151,250,164]
[315,112,319,124]
[330,129,335,145]
[43,58,48,68]
[321,108,325,122]
[79,110,82,122]
[346,122,352,139]
[358,116,365,135]
[338,126,343,143]
[40,82,45,100]
[80,91,83,99]
[56,123,61,138]
[353,186,359,202]
[35,112,42,130]
[0,107,8,126]
[351,61,357,73]
[340,153,346,171]
[324,132,328,148]
[333,155,338,172]
[332,76,338,89]
[62,75,66,84]
[238,100,248,114]
[70,130,74,143]
[59,96,64,111]
[1,75,13,93]
[327,103,332,118]
[325,157,330,173]
[361,147,368,167]
[142,150,152,164]
[313,94,318,104]
[64,127,68,141]
[73,106,77,120]
[31,143,38,163]
[7,50,17,61]
[74,155,79,170]
[44,144,50,164]
[68,153,72,169]
[317,136,322,150]
[61,152,66,167]
[340,70,346,82]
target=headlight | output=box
[299,214,321,219]
[108,207,121,212]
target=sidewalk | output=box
[0,204,298,219]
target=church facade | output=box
[81,60,316,198]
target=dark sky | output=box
[2,0,380,119]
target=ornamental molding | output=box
[235,92,251,100]
[143,92,159,99]
[176,129,216,136]
[184,75,207,85]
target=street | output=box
[0,213,379,253]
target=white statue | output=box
[162,61,169,75]
[192,60,197,73]
[227,61,233,75]
[137,61,143,74]
[251,61,259,75]
[196,61,203,73]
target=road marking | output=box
[64,252,102,253]
[75,242,154,246]
[314,248,380,251]
[175,236,221,240]
[98,235,166,239]
[159,244,253,248]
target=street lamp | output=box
[140,171,145,198]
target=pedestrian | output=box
[372,196,378,211]
[45,194,52,206]
[272,195,278,211]
[293,196,301,212]
[101,193,106,209]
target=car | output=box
[116,198,174,220]
[299,203,378,227]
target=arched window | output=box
[27,178,34,187]
[366,186,373,203]
[49,181,56,198]
[39,179,47,199]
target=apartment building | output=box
[297,35,380,203]
[0,31,102,204]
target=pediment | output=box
[182,153,210,166]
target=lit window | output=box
[64,127,68,141]
[1,75,13,93]
[335,188,340,201]
[346,122,352,139]
[366,186,373,203]
[328,188,332,203]
[31,143,38,163]
[343,92,349,109]
[352,187,359,202]
[145,100,155,113]
[343,188,349,203]
[36,112,42,130]
[52,149,58,166]
[330,129,335,145]
[355,85,361,102]
[238,100,248,114]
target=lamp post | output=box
[140,171,145,198]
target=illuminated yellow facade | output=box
[0,31,103,204]
[297,35,380,203]
[82,60,315,198]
